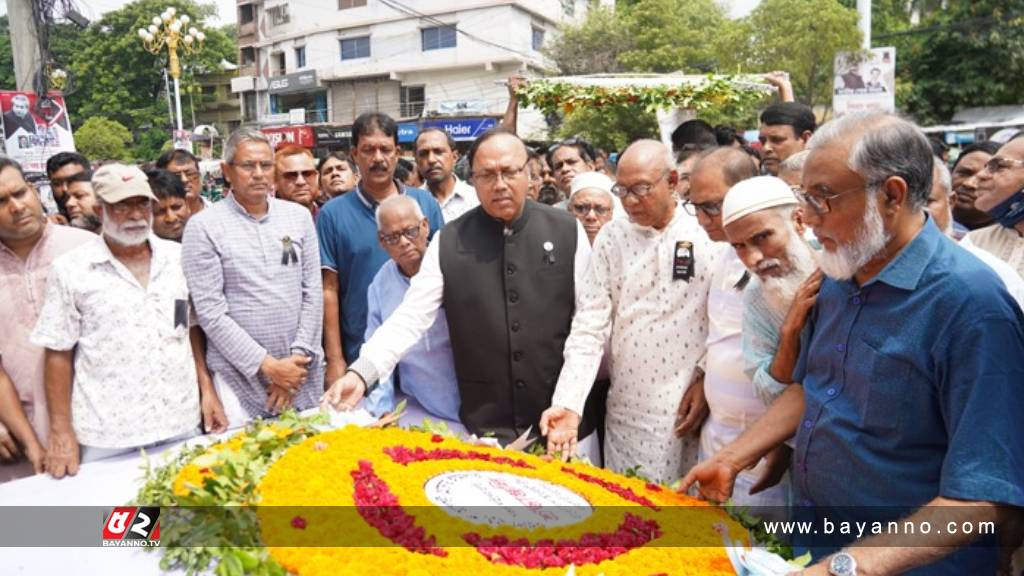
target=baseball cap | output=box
[92,164,157,204]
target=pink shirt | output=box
[0,223,93,444]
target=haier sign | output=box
[422,118,497,142]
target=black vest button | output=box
[506,264,516,276]
[513,351,524,361]
[511,321,521,332]
[509,291,519,303]
[515,379,525,388]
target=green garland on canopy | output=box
[515,75,770,115]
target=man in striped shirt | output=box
[182,128,324,427]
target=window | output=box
[339,0,367,9]
[561,0,575,17]
[295,46,306,69]
[421,26,457,51]
[400,85,425,117]
[340,36,370,60]
[273,52,286,76]
[243,92,257,122]
[267,4,289,26]
[240,47,256,66]
[531,26,545,51]
[239,4,255,24]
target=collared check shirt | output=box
[182,195,324,417]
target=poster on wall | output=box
[0,91,77,173]
[833,47,896,116]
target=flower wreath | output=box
[514,77,770,116]
[138,414,751,576]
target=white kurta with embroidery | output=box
[552,207,716,484]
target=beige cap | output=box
[722,176,799,227]
[91,164,156,204]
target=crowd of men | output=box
[1,95,1024,574]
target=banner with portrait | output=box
[0,91,77,173]
[833,47,896,117]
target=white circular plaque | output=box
[424,471,593,529]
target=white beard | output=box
[102,213,152,247]
[818,192,890,281]
[760,231,819,319]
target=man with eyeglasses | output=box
[967,134,1024,279]
[540,139,716,484]
[567,172,617,245]
[33,164,221,478]
[687,148,796,516]
[324,128,604,454]
[273,145,319,218]
[683,112,1024,576]
[156,149,208,216]
[316,113,444,390]
[182,128,326,429]
[360,195,459,422]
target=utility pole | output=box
[857,0,872,49]
[8,0,42,91]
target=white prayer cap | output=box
[570,171,615,197]
[722,175,798,227]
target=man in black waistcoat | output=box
[323,128,604,446]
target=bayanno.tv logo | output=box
[102,507,161,547]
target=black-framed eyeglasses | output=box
[682,199,723,217]
[791,184,862,215]
[982,157,1024,175]
[569,202,612,217]
[471,161,529,187]
[281,169,319,181]
[611,169,670,199]
[378,225,422,246]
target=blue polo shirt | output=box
[316,181,444,363]
[792,216,1024,574]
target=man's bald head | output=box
[691,147,759,189]
[618,139,674,174]
[615,139,678,230]
[688,147,758,242]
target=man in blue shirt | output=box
[682,111,1024,575]
[317,113,444,386]
[362,195,460,421]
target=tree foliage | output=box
[74,116,133,160]
[65,0,236,136]
[719,0,862,110]
[888,1,1024,124]
[0,17,16,89]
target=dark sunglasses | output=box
[281,170,319,181]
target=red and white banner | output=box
[0,91,77,173]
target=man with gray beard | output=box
[32,164,225,478]
[683,112,1024,575]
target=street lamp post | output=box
[138,7,205,134]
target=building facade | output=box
[231,0,605,145]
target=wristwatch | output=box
[828,552,857,576]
